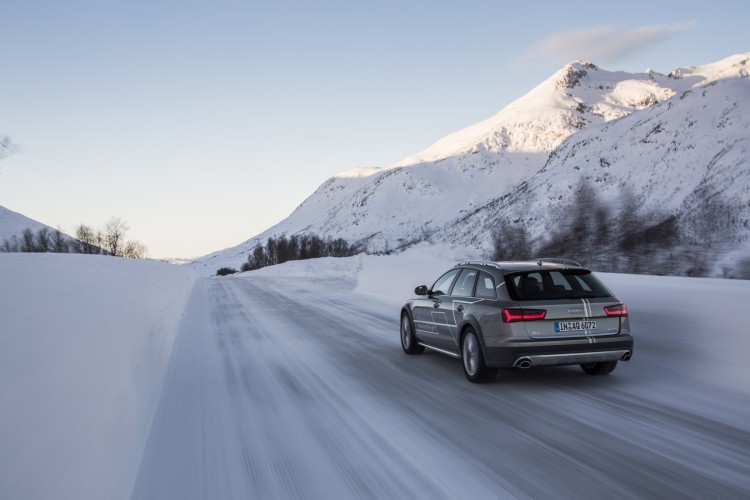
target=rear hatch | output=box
[504,269,624,339]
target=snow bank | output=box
[241,242,484,304]
[0,254,197,500]
[243,254,361,282]
[354,242,484,305]
[599,272,750,397]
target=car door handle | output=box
[456,305,465,312]
[433,302,440,308]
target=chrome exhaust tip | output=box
[621,351,632,361]
[514,357,532,369]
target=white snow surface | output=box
[3,245,750,499]
[0,254,197,500]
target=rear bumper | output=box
[482,334,634,368]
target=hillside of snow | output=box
[0,205,64,243]
[437,55,750,276]
[193,53,750,278]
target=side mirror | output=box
[414,285,429,296]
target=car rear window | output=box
[505,270,613,301]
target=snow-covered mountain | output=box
[194,53,750,277]
[435,54,750,276]
[0,205,61,243]
[0,204,86,255]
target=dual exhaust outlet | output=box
[513,350,632,369]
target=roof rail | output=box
[455,260,503,269]
[532,257,583,267]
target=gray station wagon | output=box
[400,259,633,382]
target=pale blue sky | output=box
[1,0,747,258]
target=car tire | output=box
[580,360,618,375]
[461,327,497,383]
[401,313,424,354]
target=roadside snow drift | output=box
[0,254,196,500]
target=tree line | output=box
[241,234,360,271]
[491,181,749,278]
[218,234,360,275]
[1,216,147,259]
[491,184,689,275]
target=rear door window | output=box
[451,269,478,297]
[474,271,497,299]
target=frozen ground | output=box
[2,247,750,499]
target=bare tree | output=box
[35,227,50,252]
[122,240,147,259]
[21,228,35,252]
[51,228,69,253]
[104,217,129,256]
[252,245,265,268]
[1,236,20,252]
[96,229,106,254]
[75,224,98,254]
[1,219,146,258]
[492,219,531,261]
[266,237,278,265]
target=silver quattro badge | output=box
[568,307,584,314]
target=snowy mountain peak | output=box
[394,60,686,167]
[554,61,598,89]
[669,52,750,83]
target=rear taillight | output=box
[604,304,628,317]
[502,308,547,323]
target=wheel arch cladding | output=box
[460,317,486,355]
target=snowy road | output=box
[130,274,750,499]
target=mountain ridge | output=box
[193,52,750,277]
[0,205,62,243]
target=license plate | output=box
[555,321,597,332]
